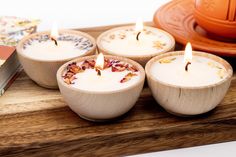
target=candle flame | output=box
[184,42,192,64]
[50,23,59,39]
[135,18,143,32]
[95,53,104,70]
[184,42,192,71]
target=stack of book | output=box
[0,16,40,96]
[0,46,20,95]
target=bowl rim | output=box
[16,29,97,62]
[96,25,176,58]
[145,51,233,89]
[57,55,145,94]
[194,9,236,25]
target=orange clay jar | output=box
[194,0,236,39]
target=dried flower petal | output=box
[127,65,138,72]
[119,33,126,39]
[217,69,226,79]
[208,62,222,69]
[145,30,152,35]
[120,72,137,83]
[63,71,74,79]
[159,58,176,64]
[115,63,125,67]
[81,60,95,70]
[109,34,115,40]
[67,63,83,74]
[153,41,166,49]
[63,58,139,85]
[112,66,125,72]
[64,76,76,85]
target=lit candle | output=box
[21,24,95,61]
[17,25,96,88]
[62,53,141,92]
[149,43,228,87]
[184,42,192,71]
[57,55,145,121]
[97,20,175,66]
[94,53,104,76]
[50,23,59,46]
[135,18,143,41]
[146,43,233,115]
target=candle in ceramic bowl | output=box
[17,26,96,88]
[145,43,233,116]
[57,54,145,121]
[97,20,175,66]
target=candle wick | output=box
[136,32,141,41]
[51,37,58,46]
[185,61,191,72]
[95,68,102,76]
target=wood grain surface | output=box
[0,22,236,157]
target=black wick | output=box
[136,32,141,41]
[185,61,191,71]
[50,37,58,46]
[95,68,101,76]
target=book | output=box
[0,16,40,46]
[0,46,21,96]
[0,16,40,96]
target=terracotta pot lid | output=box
[153,0,236,57]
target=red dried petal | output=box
[81,60,95,69]
[112,66,126,72]
[120,77,128,83]
[87,60,95,67]
[127,65,138,72]
[115,63,125,67]
[104,59,112,69]
[64,78,71,84]
[120,72,137,83]
[112,66,118,72]
[69,66,83,73]
[63,72,74,79]
[81,61,90,70]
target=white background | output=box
[0,0,170,30]
[1,0,236,156]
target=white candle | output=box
[99,26,174,57]
[150,43,228,87]
[57,54,145,121]
[16,27,96,89]
[62,54,141,92]
[21,29,94,61]
[72,68,140,91]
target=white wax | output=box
[22,34,93,60]
[71,67,140,92]
[150,55,227,87]
[100,26,173,56]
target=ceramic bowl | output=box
[145,51,233,116]
[16,30,96,89]
[57,55,145,121]
[194,0,236,38]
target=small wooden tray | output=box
[153,0,236,57]
[0,23,236,157]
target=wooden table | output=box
[0,23,236,157]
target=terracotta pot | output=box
[194,0,236,38]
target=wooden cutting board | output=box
[0,23,236,157]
